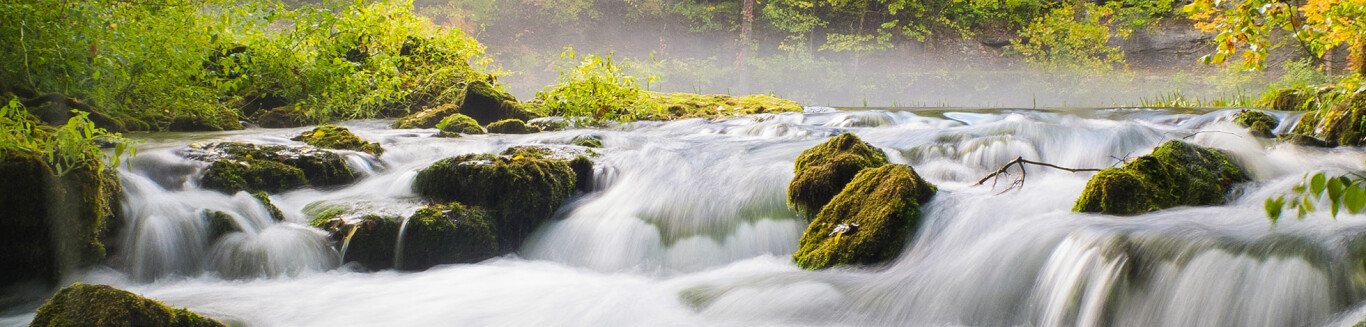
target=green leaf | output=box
[1310,172,1327,198]
[1345,185,1366,214]
[1266,196,1283,223]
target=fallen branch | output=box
[975,157,1104,193]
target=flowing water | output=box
[6,108,1366,326]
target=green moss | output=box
[642,93,803,120]
[251,192,286,222]
[1232,109,1278,138]
[485,119,540,134]
[435,113,484,136]
[199,159,307,194]
[250,105,310,128]
[1073,140,1249,215]
[31,283,224,327]
[412,153,576,249]
[1269,88,1312,111]
[792,164,937,270]
[204,210,240,241]
[193,142,357,192]
[313,214,401,271]
[787,133,889,219]
[571,135,602,148]
[528,117,568,132]
[293,125,384,156]
[0,149,122,287]
[393,103,460,129]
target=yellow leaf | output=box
[312,131,325,138]
[513,155,524,160]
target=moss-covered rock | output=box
[1307,92,1366,146]
[528,117,569,132]
[1073,140,1249,215]
[485,119,540,134]
[250,105,310,128]
[204,210,240,241]
[251,192,286,222]
[186,142,357,193]
[293,124,384,156]
[569,155,595,193]
[1233,110,1279,138]
[1276,133,1332,147]
[0,149,122,288]
[1270,88,1311,111]
[792,164,937,270]
[311,204,499,271]
[459,80,535,125]
[787,133,889,219]
[413,153,576,249]
[435,113,484,136]
[393,103,460,129]
[571,135,602,148]
[30,283,224,327]
[199,159,307,194]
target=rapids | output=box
[5,108,1366,327]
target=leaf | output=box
[1310,172,1327,198]
[1266,196,1283,223]
[1345,185,1366,214]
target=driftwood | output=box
[975,156,1103,193]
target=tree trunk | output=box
[737,0,754,94]
[1356,37,1366,76]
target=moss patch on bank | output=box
[792,164,937,270]
[1073,140,1248,215]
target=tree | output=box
[1186,0,1366,74]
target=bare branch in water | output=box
[976,157,1104,193]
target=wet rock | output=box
[30,283,224,327]
[392,80,536,129]
[184,142,357,194]
[571,135,602,148]
[252,192,286,222]
[413,153,576,249]
[393,103,459,129]
[204,210,240,241]
[1074,140,1249,215]
[787,133,889,219]
[311,203,498,271]
[1276,133,1332,147]
[528,116,569,132]
[0,149,122,288]
[485,119,539,134]
[1304,92,1366,146]
[792,164,937,270]
[1233,110,1278,138]
[569,155,595,193]
[435,113,484,136]
[1271,88,1311,111]
[293,124,384,156]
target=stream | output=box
[5,107,1366,326]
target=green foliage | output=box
[536,49,663,124]
[1187,0,1366,72]
[792,164,937,270]
[0,97,133,176]
[1011,3,1128,72]
[1266,172,1366,223]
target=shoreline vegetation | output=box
[0,0,1364,324]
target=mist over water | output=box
[5,107,1366,326]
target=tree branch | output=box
[975,156,1104,193]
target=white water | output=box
[6,108,1366,326]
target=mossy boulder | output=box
[187,142,357,194]
[30,283,224,327]
[571,135,602,148]
[435,113,484,136]
[204,210,240,241]
[392,81,536,129]
[293,124,384,156]
[792,164,937,270]
[311,203,498,271]
[1073,140,1249,215]
[250,105,310,128]
[413,153,576,249]
[199,159,307,194]
[1270,88,1311,111]
[787,133,889,219]
[485,119,540,134]
[0,149,122,288]
[1233,110,1278,138]
[569,155,595,193]
[1306,92,1366,146]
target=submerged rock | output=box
[485,119,539,134]
[1073,140,1249,215]
[1233,110,1278,138]
[0,149,122,288]
[185,142,357,194]
[787,133,889,218]
[252,192,286,222]
[792,164,937,270]
[293,125,384,156]
[30,283,224,327]
[413,153,577,249]
[435,113,484,136]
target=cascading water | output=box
[4,109,1366,326]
